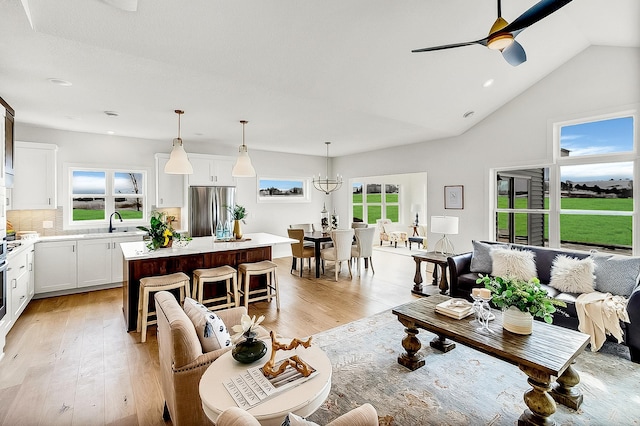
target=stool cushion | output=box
[183,297,232,352]
[194,266,236,279]
[140,272,190,288]
[239,260,277,272]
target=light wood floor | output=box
[0,249,439,426]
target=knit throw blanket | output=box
[576,292,630,351]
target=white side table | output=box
[199,340,332,426]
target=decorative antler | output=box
[261,331,314,378]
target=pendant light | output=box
[164,110,193,174]
[313,142,342,194]
[231,120,256,177]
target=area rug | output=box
[306,309,639,425]
[373,244,424,257]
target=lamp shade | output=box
[165,138,193,174]
[430,216,459,235]
[231,145,256,177]
[411,204,421,213]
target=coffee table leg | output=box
[550,362,583,410]
[430,334,455,353]
[518,365,556,426]
[397,321,425,371]
[412,257,424,295]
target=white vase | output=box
[502,306,533,335]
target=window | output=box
[493,113,636,255]
[351,181,401,224]
[70,168,146,226]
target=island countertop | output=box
[120,232,296,260]
[121,232,295,332]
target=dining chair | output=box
[351,227,375,276]
[287,228,315,277]
[351,222,368,229]
[290,223,315,248]
[320,229,354,281]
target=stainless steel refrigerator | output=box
[189,186,236,237]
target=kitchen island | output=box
[120,232,294,332]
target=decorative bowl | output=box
[174,240,190,248]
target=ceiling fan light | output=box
[487,33,514,50]
[165,138,194,174]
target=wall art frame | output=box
[257,177,311,203]
[444,185,464,209]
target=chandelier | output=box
[313,142,342,195]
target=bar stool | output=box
[237,260,280,311]
[138,272,190,343]
[192,266,239,310]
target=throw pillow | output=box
[281,413,319,426]
[549,255,595,294]
[183,297,232,353]
[590,251,640,297]
[470,240,508,274]
[490,247,537,281]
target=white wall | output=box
[333,46,640,254]
[14,46,639,256]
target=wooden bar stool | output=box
[192,266,239,310]
[237,260,280,311]
[137,272,190,343]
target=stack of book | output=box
[435,298,474,320]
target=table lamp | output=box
[430,216,458,255]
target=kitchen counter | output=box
[38,230,147,242]
[120,232,295,260]
[121,232,295,331]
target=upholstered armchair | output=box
[216,403,379,426]
[154,291,268,426]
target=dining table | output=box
[303,231,333,278]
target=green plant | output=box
[476,275,566,324]
[226,204,248,223]
[137,211,175,250]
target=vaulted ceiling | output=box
[0,0,638,156]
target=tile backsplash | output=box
[7,207,182,237]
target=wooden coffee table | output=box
[392,295,590,426]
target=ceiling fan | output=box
[412,0,573,66]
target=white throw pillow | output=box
[490,247,537,281]
[183,297,232,353]
[549,255,595,294]
[281,413,319,426]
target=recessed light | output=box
[194,132,204,136]
[65,115,81,120]
[104,111,120,117]
[483,79,494,88]
[107,131,115,135]
[48,78,72,86]
[463,111,475,119]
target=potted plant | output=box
[476,275,566,334]
[226,204,247,240]
[137,211,175,250]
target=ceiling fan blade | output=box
[502,0,573,35]
[502,41,527,66]
[412,38,487,53]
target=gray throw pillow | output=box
[590,252,640,297]
[470,241,508,274]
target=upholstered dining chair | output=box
[351,222,368,229]
[290,223,315,248]
[216,403,379,426]
[320,229,354,281]
[351,226,375,276]
[287,228,315,276]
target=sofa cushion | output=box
[470,240,508,274]
[549,255,595,294]
[491,247,537,281]
[183,297,232,353]
[590,252,640,297]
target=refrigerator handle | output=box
[209,190,215,237]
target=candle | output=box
[471,288,482,297]
[479,288,492,299]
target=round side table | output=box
[199,339,332,426]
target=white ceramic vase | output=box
[502,306,533,335]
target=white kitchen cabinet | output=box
[35,240,77,294]
[8,249,29,321]
[155,153,185,207]
[77,238,112,288]
[12,142,57,210]
[187,154,236,187]
[27,247,35,299]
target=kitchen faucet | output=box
[109,211,123,233]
